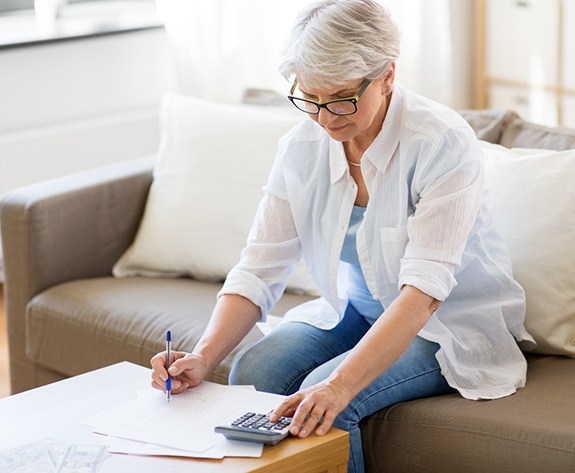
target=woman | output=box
[151,1,535,471]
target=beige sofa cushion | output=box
[481,141,575,356]
[113,94,318,296]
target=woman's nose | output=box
[316,107,337,126]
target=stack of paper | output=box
[80,381,286,459]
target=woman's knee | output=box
[300,351,349,389]
[229,339,298,394]
[229,344,271,388]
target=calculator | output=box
[214,412,293,445]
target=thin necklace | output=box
[347,159,361,167]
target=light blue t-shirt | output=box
[340,205,384,325]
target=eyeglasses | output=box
[287,79,372,116]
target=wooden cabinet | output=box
[487,83,558,126]
[479,0,575,127]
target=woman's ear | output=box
[379,63,396,95]
[385,63,396,90]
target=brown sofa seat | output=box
[26,277,312,385]
[362,355,575,472]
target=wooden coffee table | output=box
[0,362,349,472]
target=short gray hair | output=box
[279,0,400,89]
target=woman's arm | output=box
[272,284,440,437]
[150,294,261,393]
[192,294,262,372]
[151,190,302,393]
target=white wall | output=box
[0,27,176,196]
[0,25,176,281]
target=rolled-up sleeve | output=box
[399,127,483,300]
[218,182,303,318]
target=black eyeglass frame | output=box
[287,78,372,116]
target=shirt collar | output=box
[328,82,405,184]
[329,139,348,184]
[363,82,403,174]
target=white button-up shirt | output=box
[220,83,535,400]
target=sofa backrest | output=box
[457,109,519,144]
[458,108,575,151]
[500,119,575,151]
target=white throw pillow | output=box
[481,141,575,356]
[113,94,318,295]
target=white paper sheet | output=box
[105,434,263,458]
[80,381,285,457]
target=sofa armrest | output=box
[0,156,154,392]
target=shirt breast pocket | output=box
[379,225,408,284]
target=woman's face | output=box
[297,69,394,145]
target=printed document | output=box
[80,381,286,457]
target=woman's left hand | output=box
[270,377,354,438]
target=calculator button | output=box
[230,412,292,431]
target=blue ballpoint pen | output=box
[165,330,172,402]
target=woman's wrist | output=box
[327,372,357,405]
[190,346,216,374]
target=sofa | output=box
[2,95,575,472]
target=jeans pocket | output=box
[379,225,408,283]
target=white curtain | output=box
[157,0,474,108]
[156,0,310,102]
[381,0,474,109]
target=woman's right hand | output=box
[150,351,210,395]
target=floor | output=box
[0,285,11,398]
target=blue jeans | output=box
[229,303,456,473]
